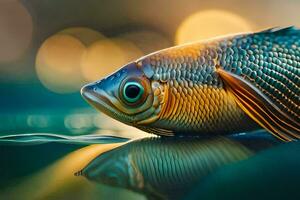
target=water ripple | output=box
[0,133,129,145]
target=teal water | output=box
[0,83,150,199]
[0,133,143,200]
[0,133,128,145]
[1,127,300,200]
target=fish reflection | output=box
[78,133,279,199]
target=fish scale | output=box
[146,43,256,134]
[156,82,250,133]
[219,29,300,119]
[150,33,300,118]
[138,27,299,139]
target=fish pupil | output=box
[123,81,144,103]
[125,85,140,99]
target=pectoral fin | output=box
[137,126,175,136]
[218,68,300,142]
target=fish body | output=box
[81,27,300,141]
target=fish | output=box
[77,133,278,199]
[81,27,300,141]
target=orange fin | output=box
[138,126,175,137]
[218,68,300,142]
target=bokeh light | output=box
[0,0,33,62]
[113,38,144,62]
[120,30,171,54]
[36,34,86,93]
[81,38,142,82]
[58,27,106,46]
[176,9,253,44]
[35,27,108,93]
[36,27,149,91]
[27,115,49,128]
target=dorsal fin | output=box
[258,26,300,35]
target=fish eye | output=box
[122,81,144,103]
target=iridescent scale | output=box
[142,27,300,135]
[220,27,300,120]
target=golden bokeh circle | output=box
[36,34,86,93]
[81,38,143,82]
[120,30,171,54]
[176,10,253,44]
[80,39,126,82]
[36,27,150,92]
[112,38,143,62]
[58,27,106,46]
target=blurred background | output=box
[1,0,300,138]
[0,0,300,199]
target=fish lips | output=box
[81,83,115,113]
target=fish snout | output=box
[80,80,119,114]
[81,83,96,102]
[81,81,108,106]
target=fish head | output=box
[81,60,169,133]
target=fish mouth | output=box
[81,84,133,123]
[81,84,113,110]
